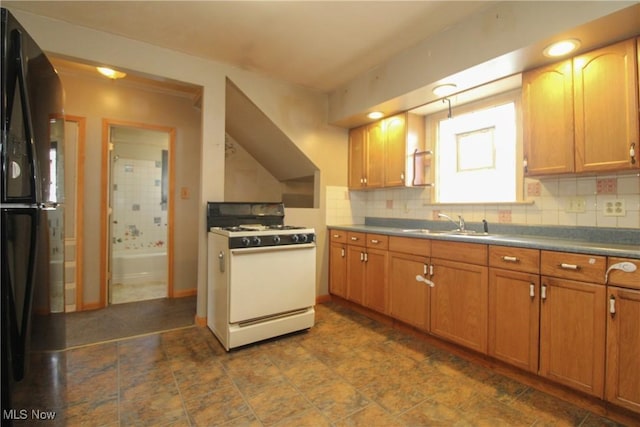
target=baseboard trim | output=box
[195,315,207,327]
[316,294,332,304]
[173,288,197,298]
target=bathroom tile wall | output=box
[326,173,640,229]
[112,158,167,252]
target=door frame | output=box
[100,119,176,307]
[63,115,86,311]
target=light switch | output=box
[180,187,190,199]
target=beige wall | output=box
[9,9,347,317]
[58,71,202,306]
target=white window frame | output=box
[425,90,524,204]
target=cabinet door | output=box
[574,38,639,172]
[430,259,488,353]
[346,245,366,304]
[389,252,430,331]
[366,121,385,188]
[522,59,575,175]
[606,287,640,413]
[488,268,540,373]
[539,277,606,398]
[348,126,367,189]
[329,242,347,298]
[364,248,389,314]
[384,113,407,187]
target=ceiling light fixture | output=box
[367,111,384,120]
[543,39,581,57]
[432,83,457,97]
[96,66,127,80]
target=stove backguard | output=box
[207,202,285,230]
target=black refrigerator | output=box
[1,7,66,423]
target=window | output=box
[433,93,520,203]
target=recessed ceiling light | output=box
[367,111,384,120]
[432,83,457,97]
[543,39,581,57]
[97,66,127,80]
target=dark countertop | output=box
[329,221,640,259]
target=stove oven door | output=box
[228,243,316,324]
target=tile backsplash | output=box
[326,173,640,229]
[112,158,167,252]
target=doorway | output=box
[103,120,175,305]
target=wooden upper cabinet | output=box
[366,121,385,188]
[522,59,575,175]
[384,113,407,187]
[574,38,639,172]
[348,112,425,189]
[348,125,366,189]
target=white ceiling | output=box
[4,0,495,93]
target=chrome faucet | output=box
[438,213,465,232]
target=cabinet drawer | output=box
[489,246,540,274]
[432,240,487,265]
[366,233,389,250]
[389,236,431,256]
[607,257,640,290]
[347,231,366,247]
[329,229,347,243]
[541,250,606,282]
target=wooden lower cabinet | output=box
[389,252,430,331]
[606,286,640,413]
[539,276,606,398]
[329,241,347,298]
[488,268,540,373]
[363,248,388,314]
[346,245,366,305]
[430,258,489,354]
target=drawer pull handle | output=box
[560,263,580,270]
[333,234,341,238]
[502,256,519,263]
[351,237,359,241]
[541,284,547,301]
[529,283,535,298]
[370,239,380,244]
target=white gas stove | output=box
[206,202,316,350]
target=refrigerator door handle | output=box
[10,29,39,204]
[40,202,58,210]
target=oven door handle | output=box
[230,243,316,255]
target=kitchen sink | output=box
[400,229,491,237]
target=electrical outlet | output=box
[603,199,626,216]
[566,197,586,213]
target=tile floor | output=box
[13,302,634,426]
[111,280,168,305]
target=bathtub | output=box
[112,250,167,285]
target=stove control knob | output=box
[241,237,251,247]
[291,234,300,243]
[300,234,308,242]
[252,236,261,246]
[273,235,281,244]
